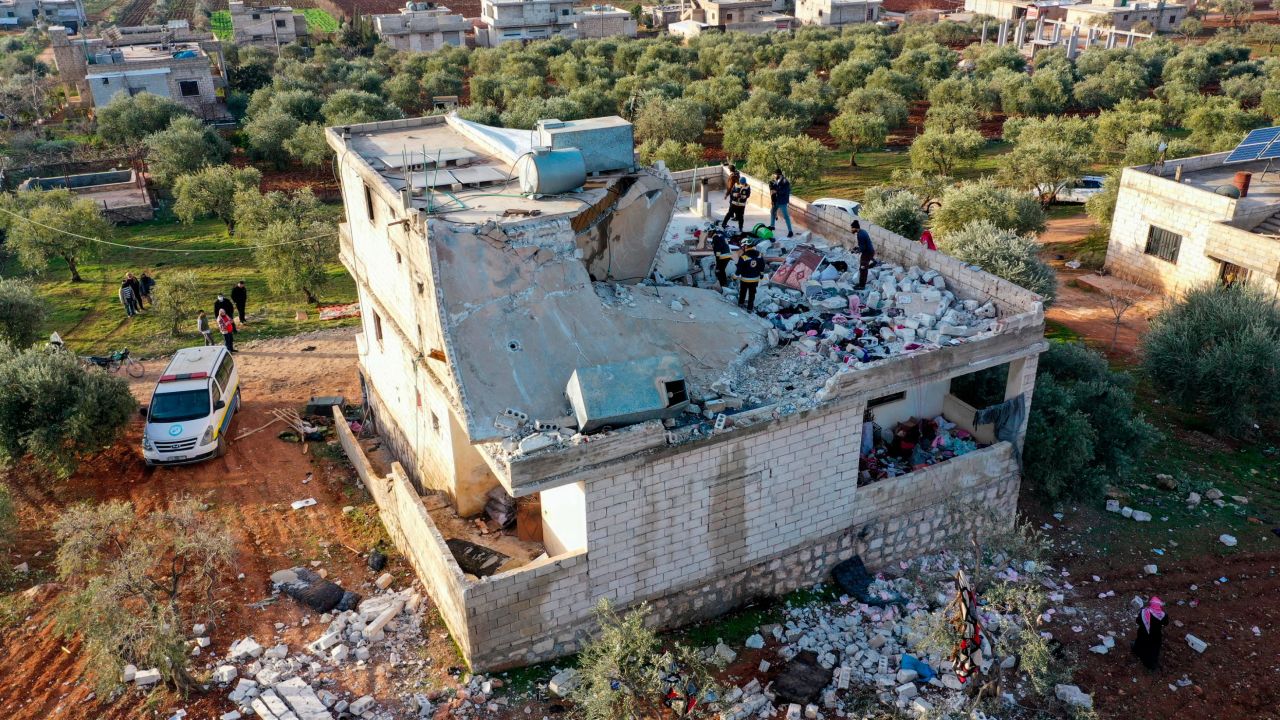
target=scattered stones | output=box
[744,633,765,650]
[121,665,137,683]
[134,668,162,687]
[1231,495,1249,505]
[1186,634,1208,653]
[1131,510,1152,522]
[1220,534,1238,547]
[1121,506,1134,518]
[1055,684,1093,710]
[549,668,579,698]
[1186,492,1201,507]
[1105,499,1120,513]
[714,642,738,664]
[1204,488,1223,501]
[1154,474,1177,491]
[1144,564,1158,575]
[213,665,238,684]
[227,637,263,662]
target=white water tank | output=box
[519,147,587,196]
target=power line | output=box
[0,206,338,253]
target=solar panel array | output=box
[1224,126,1280,164]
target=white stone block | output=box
[214,665,238,684]
[349,695,375,714]
[1186,634,1208,653]
[549,669,579,697]
[122,664,137,683]
[134,668,162,687]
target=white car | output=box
[811,198,862,221]
[1054,176,1106,204]
[142,346,240,466]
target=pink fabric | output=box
[920,231,937,251]
[1141,596,1165,632]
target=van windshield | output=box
[149,389,211,423]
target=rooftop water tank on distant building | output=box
[519,147,587,196]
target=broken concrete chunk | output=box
[213,665,238,684]
[1186,634,1208,653]
[1105,499,1120,513]
[122,664,137,683]
[549,668,579,698]
[1131,510,1152,522]
[228,637,264,662]
[1220,534,1237,547]
[134,668,162,687]
[374,573,394,590]
[1055,684,1093,709]
[1204,488,1223,500]
[714,642,737,663]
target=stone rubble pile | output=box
[716,551,1092,720]
[212,584,430,720]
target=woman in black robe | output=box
[1132,596,1168,670]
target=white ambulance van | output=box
[141,346,240,466]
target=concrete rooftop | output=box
[1154,157,1280,205]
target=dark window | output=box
[373,312,383,342]
[560,7,569,13]
[101,77,110,84]
[215,355,234,390]
[363,184,375,222]
[430,411,440,433]
[1144,225,1182,263]
[179,79,200,96]
[868,391,906,409]
[663,379,688,407]
[251,12,260,18]
[275,18,286,26]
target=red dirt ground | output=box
[0,329,452,720]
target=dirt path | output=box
[1037,213,1161,359]
[0,328,442,720]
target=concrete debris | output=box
[1055,684,1093,709]
[1154,473,1177,490]
[290,498,317,510]
[744,633,765,649]
[214,665,238,684]
[714,642,738,664]
[1204,488,1223,501]
[1144,564,1158,575]
[374,573,394,590]
[134,668,162,687]
[1186,492,1201,506]
[1231,495,1248,504]
[1186,634,1208,653]
[1220,534,1238,547]
[228,637,264,662]
[1105,499,1120,513]
[548,668,578,698]
[1131,510,1152,522]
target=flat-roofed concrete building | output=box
[1104,152,1280,297]
[229,0,309,47]
[476,0,578,46]
[325,111,1046,671]
[794,0,880,25]
[373,2,469,52]
[573,4,637,37]
[679,0,794,32]
[0,0,83,29]
[49,23,226,117]
[1061,0,1185,31]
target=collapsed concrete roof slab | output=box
[431,217,771,442]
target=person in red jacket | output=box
[217,308,237,353]
[920,229,937,250]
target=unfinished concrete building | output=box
[573,4,637,38]
[475,0,578,46]
[794,0,880,26]
[372,2,469,52]
[229,0,309,47]
[1104,151,1280,297]
[49,23,226,116]
[327,113,1047,671]
[677,0,794,33]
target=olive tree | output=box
[938,219,1057,302]
[53,497,233,693]
[638,139,704,171]
[173,164,262,233]
[931,179,1046,237]
[0,189,108,282]
[152,270,203,336]
[745,134,823,184]
[829,110,887,167]
[0,278,46,348]
[908,128,985,176]
[0,345,136,477]
[998,116,1094,205]
[861,187,927,239]
[634,96,706,145]
[143,116,231,188]
[96,93,190,145]
[1143,283,1280,435]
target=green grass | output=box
[302,8,339,32]
[793,140,1011,203]
[0,214,357,358]
[210,10,232,41]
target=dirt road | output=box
[0,328,436,719]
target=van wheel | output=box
[216,434,228,458]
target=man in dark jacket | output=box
[723,177,750,231]
[139,271,156,307]
[853,220,875,289]
[231,281,248,324]
[768,169,794,238]
[711,229,734,288]
[735,240,766,312]
[214,293,235,320]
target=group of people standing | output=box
[720,166,796,240]
[118,272,156,317]
[198,281,249,353]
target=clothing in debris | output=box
[769,173,793,236]
[712,231,733,287]
[724,181,750,231]
[920,230,936,251]
[974,394,1025,467]
[950,570,993,683]
[736,246,765,311]
[231,281,248,323]
[1132,596,1167,670]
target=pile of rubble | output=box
[208,582,430,720]
[714,550,1093,720]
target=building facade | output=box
[1060,0,1185,31]
[1105,152,1280,298]
[325,112,1046,671]
[573,4,637,37]
[49,24,225,116]
[229,0,309,47]
[794,0,880,25]
[373,3,469,52]
[0,0,82,29]
[476,0,578,46]
[679,0,795,32]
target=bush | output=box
[1142,283,1280,435]
[938,220,1057,302]
[860,187,926,239]
[570,599,718,720]
[0,278,46,348]
[932,179,1046,238]
[0,344,137,477]
[637,139,704,171]
[1024,342,1159,501]
[96,93,190,145]
[143,116,230,188]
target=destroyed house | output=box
[327,114,1047,671]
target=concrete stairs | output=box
[1254,210,1280,236]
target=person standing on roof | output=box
[217,308,237,353]
[769,169,794,238]
[735,238,766,312]
[725,164,740,199]
[853,220,875,289]
[711,228,734,288]
[231,280,248,325]
[723,176,750,232]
